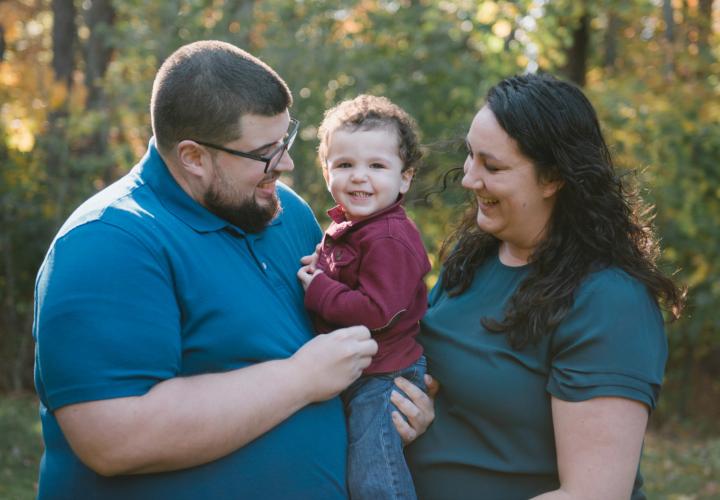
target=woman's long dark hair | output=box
[441,73,685,349]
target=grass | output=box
[0,394,42,500]
[1,393,718,499]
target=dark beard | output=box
[204,188,280,234]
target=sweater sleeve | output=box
[304,237,425,332]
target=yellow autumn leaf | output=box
[49,81,69,110]
[492,19,512,38]
[476,2,499,24]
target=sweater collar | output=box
[325,196,406,239]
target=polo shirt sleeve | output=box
[304,237,425,331]
[546,269,667,410]
[35,220,181,411]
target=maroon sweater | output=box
[305,199,431,374]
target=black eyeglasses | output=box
[194,118,300,173]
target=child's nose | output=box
[350,168,368,181]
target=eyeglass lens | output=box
[267,122,298,173]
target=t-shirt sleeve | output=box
[34,220,181,411]
[546,270,668,410]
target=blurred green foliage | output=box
[1,0,718,422]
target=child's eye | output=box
[334,162,352,169]
[370,163,386,169]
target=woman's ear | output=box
[542,178,564,198]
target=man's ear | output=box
[399,168,415,194]
[176,140,211,179]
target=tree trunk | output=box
[48,0,77,228]
[84,0,115,110]
[563,11,590,86]
[697,0,714,71]
[0,25,6,62]
[663,0,676,76]
[52,0,76,88]
[82,0,116,185]
[603,12,619,72]
[226,0,256,51]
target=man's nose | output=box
[274,150,295,173]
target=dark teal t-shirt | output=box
[33,142,347,500]
[406,252,666,500]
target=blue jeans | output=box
[342,356,427,500]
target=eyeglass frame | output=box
[193,118,300,174]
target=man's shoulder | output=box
[54,171,161,247]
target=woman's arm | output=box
[531,396,648,500]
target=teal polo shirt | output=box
[406,252,667,500]
[33,141,347,499]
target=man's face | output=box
[202,112,294,233]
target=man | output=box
[33,40,433,499]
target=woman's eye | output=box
[465,142,473,158]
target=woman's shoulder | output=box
[561,266,665,344]
[577,266,654,306]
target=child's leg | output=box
[342,356,427,500]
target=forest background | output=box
[0,0,719,497]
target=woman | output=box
[406,73,685,499]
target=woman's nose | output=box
[461,158,480,189]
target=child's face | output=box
[324,127,413,222]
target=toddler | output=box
[297,95,430,500]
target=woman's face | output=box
[462,106,561,257]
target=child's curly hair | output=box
[317,94,422,173]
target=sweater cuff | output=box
[304,272,340,313]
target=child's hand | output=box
[299,243,322,273]
[297,264,323,291]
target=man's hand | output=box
[391,374,439,445]
[290,326,378,402]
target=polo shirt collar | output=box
[136,138,281,235]
[326,195,406,239]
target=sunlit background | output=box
[1,0,719,497]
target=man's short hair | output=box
[151,40,293,153]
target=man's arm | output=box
[56,326,377,476]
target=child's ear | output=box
[399,168,414,194]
